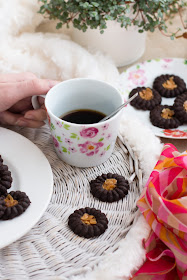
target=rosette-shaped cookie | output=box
[1,191,31,220]
[153,74,186,98]
[0,163,12,195]
[0,197,6,218]
[129,87,161,110]
[173,92,187,124]
[90,173,129,203]
[150,105,181,129]
[0,155,3,165]
[68,207,108,238]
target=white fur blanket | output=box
[0,0,119,85]
[0,1,163,279]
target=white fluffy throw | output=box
[0,0,119,84]
[0,1,163,279]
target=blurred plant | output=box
[38,0,187,39]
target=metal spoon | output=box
[99,92,138,122]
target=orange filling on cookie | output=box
[161,108,174,119]
[139,88,153,100]
[81,213,97,225]
[162,77,177,90]
[4,194,18,207]
[183,101,187,112]
[102,178,117,191]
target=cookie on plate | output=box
[129,87,161,110]
[90,173,129,203]
[0,197,6,218]
[150,105,181,129]
[173,92,187,124]
[68,207,108,238]
[1,191,31,220]
[153,74,186,98]
[0,155,3,165]
[0,160,12,194]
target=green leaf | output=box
[57,136,62,142]
[136,65,140,69]
[92,2,99,8]
[98,138,104,142]
[63,124,70,130]
[70,133,77,139]
[170,35,175,40]
[184,60,187,65]
[38,0,186,36]
[106,145,110,151]
[56,22,62,29]
[62,146,67,153]
[50,123,56,130]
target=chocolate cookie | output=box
[153,74,186,98]
[0,155,3,165]
[90,173,129,203]
[68,207,108,238]
[0,197,6,218]
[0,162,12,191]
[150,105,181,129]
[173,92,187,124]
[129,87,161,110]
[1,191,31,220]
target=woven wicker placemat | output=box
[0,126,142,280]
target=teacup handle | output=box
[31,95,47,124]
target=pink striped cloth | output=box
[132,143,187,280]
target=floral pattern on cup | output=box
[102,123,109,130]
[53,136,59,148]
[68,147,77,153]
[78,141,104,156]
[65,138,73,145]
[47,112,51,127]
[100,151,106,157]
[80,127,99,138]
[51,124,112,157]
[56,120,63,128]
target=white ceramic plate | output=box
[0,127,53,249]
[119,58,187,139]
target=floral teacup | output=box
[32,78,123,167]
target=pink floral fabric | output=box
[132,144,187,280]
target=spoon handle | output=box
[99,92,138,122]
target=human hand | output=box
[0,72,59,128]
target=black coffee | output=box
[60,109,106,124]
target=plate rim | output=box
[119,57,187,139]
[0,127,53,249]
